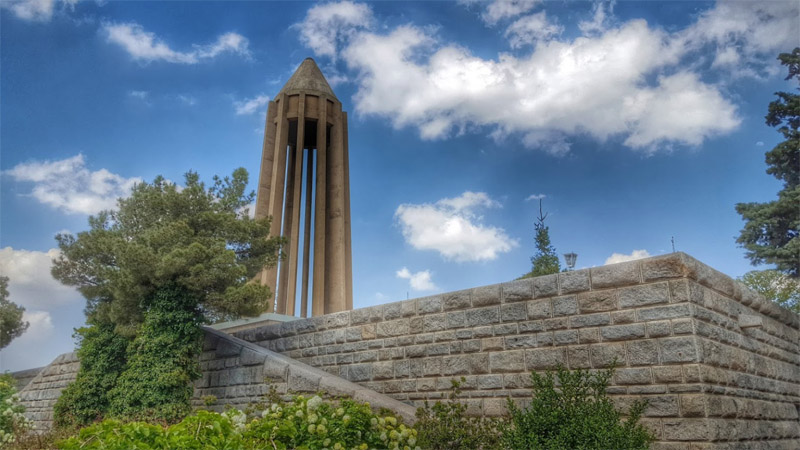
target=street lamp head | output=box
[564,252,578,270]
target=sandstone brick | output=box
[660,337,698,363]
[601,324,646,341]
[641,253,689,282]
[590,343,626,367]
[466,306,500,326]
[482,337,504,351]
[502,278,533,302]
[619,282,670,309]
[570,313,611,328]
[627,339,659,366]
[442,290,471,311]
[525,348,566,370]
[591,260,641,288]
[533,274,558,297]
[472,284,501,307]
[526,299,552,319]
[680,394,706,417]
[553,295,579,316]
[501,302,528,322]
[559,270,590,294]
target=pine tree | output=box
[522,199,561,278]
[735,48,800,278]
[0,276,28,350]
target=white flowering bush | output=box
[58,394,419,450]
[0,374,32,447]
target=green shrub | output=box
[502,365,654,450]
[58,394,419,450]
[415,378,502,450]
[0,374,31,447]
[108,285,203,423]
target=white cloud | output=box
[396,267,437,291]
[505,11,563,48]
[482,0,540,25]
[295,0,373,60]
[579,1,615,35]
[525,193,546,201]
[1,0,55,22]
[341,15,742,153]
[104,22,250,64]
[5,154,141,215]
[604,249,651,265]
[234,94,270,115]
[0,247,81,310]
[395,191,518,262]
[177,94,197,106]
[128,90,149,100]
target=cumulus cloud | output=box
[481,0,540,25]
[104,22,250,64]
[1,0,56,22]
[0,247,80,310]
[396,267,437,291]
[295,0,373,60]
[395,191,518,262]
[579,1,615,35]
[234,94,270,115]
[505,11,563,48]
[605,249,651,265]
[5,154,141,215]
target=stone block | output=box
[647,321,672,338]
[559,270,590,294]
[483,398,508,416]
[240,347,265,366]
[462,339,481,353]
[641,253,689,282]
[477,374,504,389]
[519,320,544,334]
[493,323,518,336]
[525,348,566,370]
[361,324,376,340]
[611,310,636,324]
[627,340,659,366]
[466,306,500,327]
[442,355,470,376]
[383,301,416,320]
[705,396,736,418]
[570,313,611,328]
[672,319,693,335]
[489,350,525,373]
[680,394,706,417]
[660,337,697,363]
[590,343,626,367]
[344,327,362,342]
[350,305,383,325]
[662,418,709,441]
[578,290,618,313]
[288,366,321,392]
[638,304,691,322]
[618,283,670,309]
[543,317,569,330]
[468,353,490,374]
[372,361,394,380]
[324,311,351,328]
[215,339,242,358]
[472,284,501,307]
[653,366,683,384]
[377,319,409,337]
[502,278,533,302]
[425,343,450,357]
[739,315,763,329]
[553,330,579,345]
[591,260,641,289]
[644,395,679,417]
[423,314,447,332]
[505,335,537,349]
[601,324,646,341]
[446,311,466,329]
[474,326,493,338]
[552,295,578,316]
[537,332,554,346]
[417,296,442,314]
[346,364,372,382]
[526,299,552,319]
[442,290,471,311]
[567,346,592,369]
[615,367,652,384]
[501,302,528,322]
[533,274,558,298]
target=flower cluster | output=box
[0,374,32,446]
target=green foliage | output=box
[0,277,28,350]
[736,48,800,278]
[108,285,204,423]
[415,378,502,450]
[503,366,653,450]
[58,395,419,450]
[53,321,130,429]
[739,270,800,312]
[1,373,31,446]
[521,199,561,278]
[53,168,282,427]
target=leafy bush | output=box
[58,394,420,450]
[0,374,32,447]
[415,378,502,450]
[502,366,654,449]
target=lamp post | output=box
[564,252,578,271]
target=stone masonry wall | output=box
[16,352,79,431]
[233,253,800,449]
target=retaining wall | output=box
[232,253,800,449]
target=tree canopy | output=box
[738,270,799,313]
[52,168,282,333]
[0,276,28,350]
[521,199,561,278]
[735,48,800,278]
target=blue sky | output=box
[1,0,797,371]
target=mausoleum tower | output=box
[254,58,352,317]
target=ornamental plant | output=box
[0,374,32,447]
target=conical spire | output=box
[277,58,337,100]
